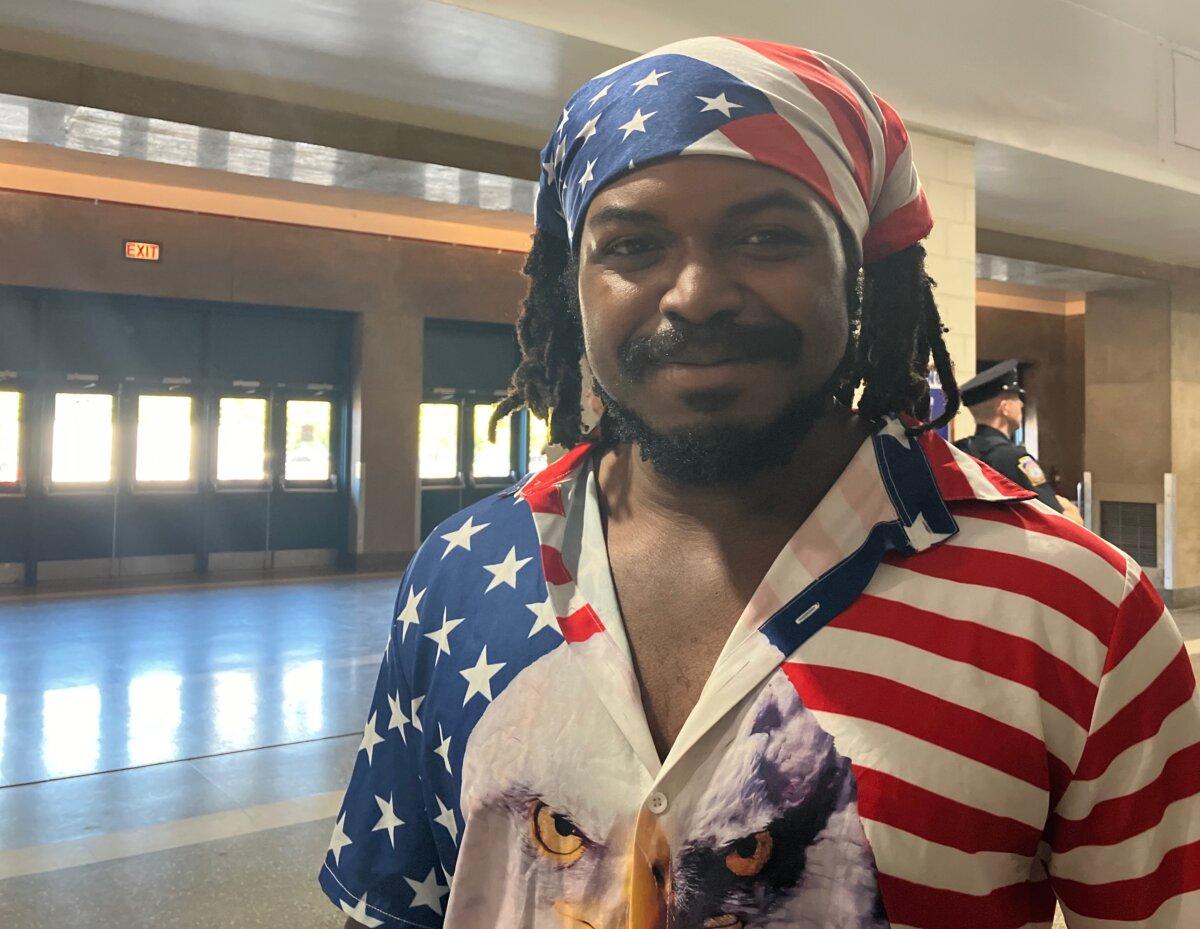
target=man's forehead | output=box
[584,156,833,224]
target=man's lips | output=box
[620,324,803,381]
[650,344,778,367]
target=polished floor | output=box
[0,575,1195,927]
[0,574,397,928]
[0,576,396,786]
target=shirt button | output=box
[646,791,669,815]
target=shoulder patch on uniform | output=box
[1017,455,1047,486]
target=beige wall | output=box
[1169,278,1200,591]
[979,230,1200,600]
[0,187,528,565]
[1084,284,1176,587]
[908,130,976,439]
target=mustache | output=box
[618,322,804,379]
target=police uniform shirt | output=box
[955,425,1064,513]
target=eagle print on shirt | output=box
[452,644,888,929]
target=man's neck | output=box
[597,405,872,542]
[977,417,1012,438]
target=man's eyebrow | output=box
[722,190,815,221]
[587,205,664,227]
[587,190,814,228]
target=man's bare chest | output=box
[608,547,766,756]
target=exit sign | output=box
[124,240,161,262]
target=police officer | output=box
[955,359,1081,521]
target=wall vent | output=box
[1100,501,1157,568]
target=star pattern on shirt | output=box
[460,646,506,705]
[328,476,566,919]
[386,692,409,742]
[339,894,383,928]
[434,794,459,844]
[440,515,489,558]
[526,596,559,638]
[328,812,352,866]
[618,108,656,140]
[395,586,425,641]
[434,722,453,773]
[372,794,404,847]
[425,608,465,664]
[405,867,451,915]
[358,711,385,765]
[697,92,743,117]
[483,546,533,592]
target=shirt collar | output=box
[511,417,1036,513]
[913,425,1037,503]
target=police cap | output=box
[960,359,1025,407]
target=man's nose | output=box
[658,252,741,326]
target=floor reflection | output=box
[213,669,259,752]
[128,671,182,767]
[0,575,398,786]
[282,659,325,740]
[42,685,100,779]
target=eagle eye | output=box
[725,830,773,877]
[530,801,586,864]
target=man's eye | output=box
[603,237,658,257]
[740,228,803,247]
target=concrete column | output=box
[1085,285,1171,589]
[1168,279,1200,601]
[908,130,976,439]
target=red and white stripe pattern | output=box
[523,424,1200,926]
[784,428,1200,927]
[519,441,608,646]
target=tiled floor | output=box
[0,817,340,928]
[0,575,397,786]
[0,578,1194,927]
[0,574,396,927]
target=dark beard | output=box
[594,360,850,487]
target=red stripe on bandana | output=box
[862,189,934,263]
[719,113,840,219]
[732,37,874,205]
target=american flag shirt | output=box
[320,417,1200,928]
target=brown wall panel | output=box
[975,306,1085,494]
[0,188,528,563]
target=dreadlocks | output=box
[491,229,960,449]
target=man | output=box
[324,37,1200,928]
[955,359,1081,520]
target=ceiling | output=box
[0,0,627,148]
[976,254,1148,293]
[975,141,1200,269]
[0,0,1198,267]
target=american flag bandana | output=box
[535,36,934,263]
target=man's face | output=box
[1001,392,1024,434]
[576,157,851,442]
